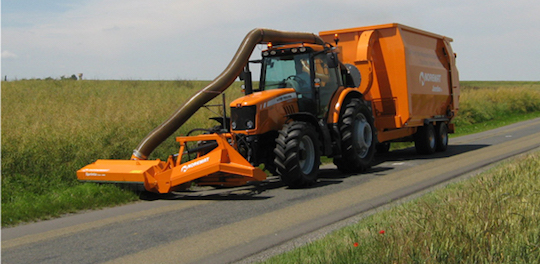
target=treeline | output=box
[3,73,83,81]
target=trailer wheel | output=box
[415,124,436,154]
[274,121,320,188]
[435,122,448,152]
[334,98,376,173]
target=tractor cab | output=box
[257,44,342,117]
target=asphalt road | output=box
[3,117,540,264]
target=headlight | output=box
[246,120,254,129]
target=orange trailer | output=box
[78,24,459,193]
[320,23,459,146]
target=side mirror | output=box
[239,68,253,95]
[327,52,339,68]
[239,71,246,81]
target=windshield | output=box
[260,53,311,94]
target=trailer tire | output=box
[415,124,436,154]
[334,98,376,173]
[274,121,320,188]
[435,122,448,152]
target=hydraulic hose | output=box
[132,28,325,160]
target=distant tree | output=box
[60,74,78,81]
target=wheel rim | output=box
[428,128,436,150]
[440,125,448,146]
[353,113,373,158]
[441,133,448,146]
[299,135,315,174]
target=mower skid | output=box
[77,133,266,193]
[77,159,165,185]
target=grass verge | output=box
[262,151,540,263]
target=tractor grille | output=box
[231,106,256,130]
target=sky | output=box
[2,0,539,81]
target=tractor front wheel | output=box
[274,121,320,188]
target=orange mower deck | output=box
[77,133,267,193]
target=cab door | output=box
[313,53,340,117]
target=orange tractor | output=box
[78,23,459,193]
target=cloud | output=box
[1,50,18,59]
[2,0,540,80]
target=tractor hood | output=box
[230,88,298,135]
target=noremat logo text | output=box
[181,157,210,173]
[82,168,109,177]
[419,72,441,86]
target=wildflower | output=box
[353,242,359,247]
[379,230,385,234]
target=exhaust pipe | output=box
[132,28,325,160]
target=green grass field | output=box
[2,80,540,227]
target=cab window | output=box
[313,53,339,114]
[261,53,311,97]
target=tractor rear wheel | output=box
[334,98,376,173]
[274,121,320,188]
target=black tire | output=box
[274,121,321,188]
[435,122,448,152]
[414,124,436,154]
[333,98,376,173]
[376,142,391,154]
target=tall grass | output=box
[1,80,243,226]
[263,151,540,263]
[455,82,540,126]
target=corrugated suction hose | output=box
[132,28,325,160]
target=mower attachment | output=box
[77,133,267,193]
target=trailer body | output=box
[320,23,459,143]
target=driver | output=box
[294,59,311,96]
